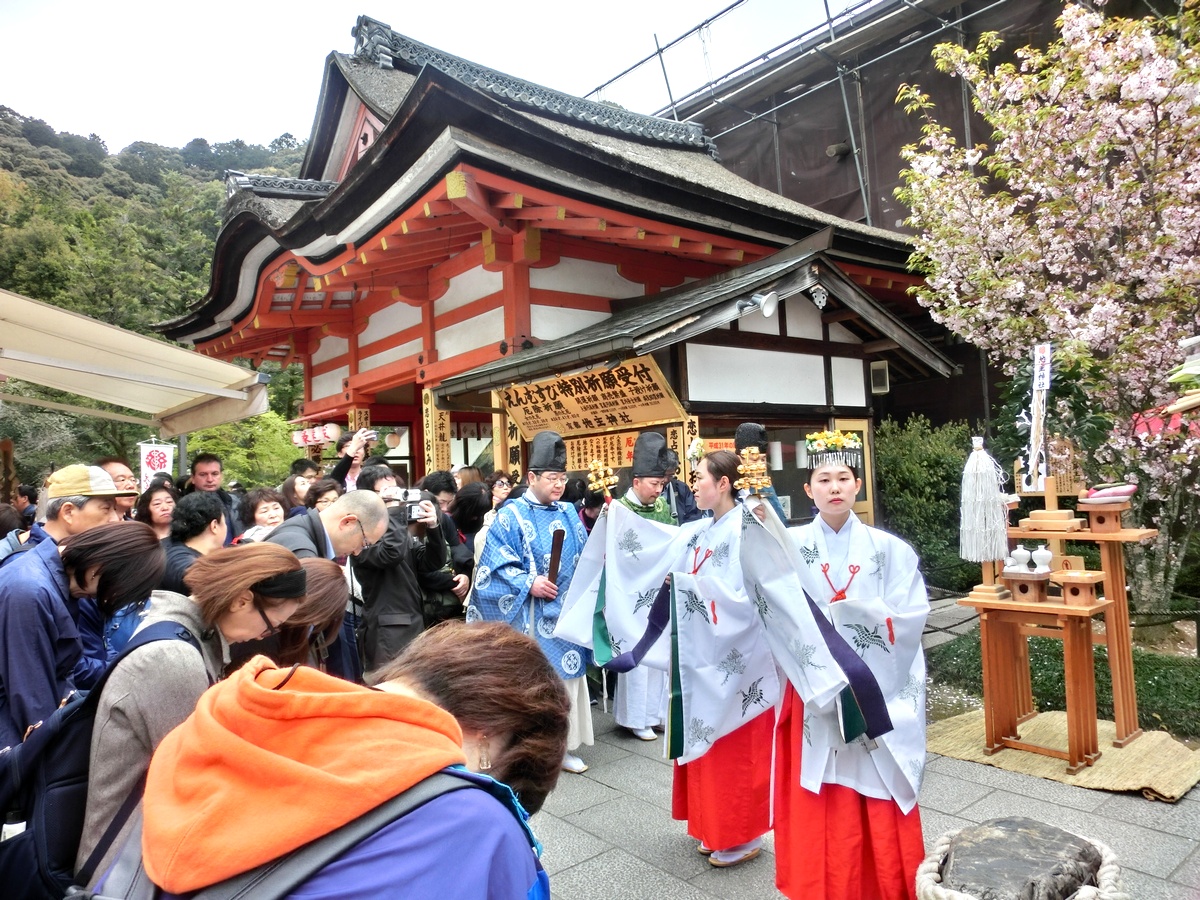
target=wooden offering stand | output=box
[958,476,1157,771]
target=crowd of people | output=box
[0,421,929,899]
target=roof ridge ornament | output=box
[351,15,718,158]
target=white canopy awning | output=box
[0,289,269,438]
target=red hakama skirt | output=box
[671,709,773,850]
[774,684,925,900]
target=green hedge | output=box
[927,628,1200,738]
[874,416,980,592]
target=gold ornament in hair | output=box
[735,446,772,495]
[587,459,619,499]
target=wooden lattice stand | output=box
[958,477,1157,772]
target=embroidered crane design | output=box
[739,677,768,715]
[634,589,658,613]
[800,544,821,566]
[680,588,710,622]
[741,506,756,529]
[803,712,812,746]
[897,674,922,711]
[618,528,643,559]
[710,541,730,568]
[869,551,886,579]
[789,640,826,672]
[843,622,890,658]
[717,648,747,685]
[608,634,624,656]
[686,532,701,551]
[688,717,715,746]
[907,758,924,783]
[752,583,772,622]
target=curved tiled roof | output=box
[351,15,718,158]
[225,171,339,202]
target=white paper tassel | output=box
[960,436,1010,562]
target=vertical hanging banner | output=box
[138,441,175,489]
[1022,343,1053,492]
[421,389,452,473]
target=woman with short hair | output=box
[304,477,344,512]
[76,542,307,886]
[126,621,567,898]
[134,481,180,541]
[238,487,288,536]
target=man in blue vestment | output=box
[469,430,594,773]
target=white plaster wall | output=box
[529,257,640,298]
[687,345,826,405]
[831,357,868,407]
[736,307,780,335]
[531,305,610,341]
[322,99,362,181]
[360,338,423,372]
[434,267,503,316]
[360,303,423,347]
[829,321,860,344]
[311,365,349,402]
[311,335,349,366]
[436,307,505,358]
[785,299,824,339]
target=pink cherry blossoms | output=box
[897,4,1200,609]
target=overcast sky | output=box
[0,0,840,154]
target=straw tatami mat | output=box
[926,709,1200,801]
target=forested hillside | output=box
[0,108,307,484]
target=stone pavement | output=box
[530,598,1200,899]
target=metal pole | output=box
[655,34,680,121]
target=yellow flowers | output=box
[805,430,863,453]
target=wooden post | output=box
[0,439,15,505]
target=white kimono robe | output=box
[777,513,928,813]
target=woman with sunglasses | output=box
[472,471,512,562]
[76,542,306,887]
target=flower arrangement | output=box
[805,430,863,453]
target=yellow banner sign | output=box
[564,431,640,471]
[501,355,685,440]
[421,389,451,473]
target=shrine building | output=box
[163,15,960,522]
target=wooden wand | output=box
[547,529,565,583]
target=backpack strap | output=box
[92,771,475,900]
[74,621,207,887]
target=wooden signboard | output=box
[421,389,452,473]
[564,431,640,471]
[501,355,685,440]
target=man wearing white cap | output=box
[0,465,135,568]
[0,465,139,692]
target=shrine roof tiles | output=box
[350,15,717,157]
[225,171,339,202]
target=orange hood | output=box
[141,656,465,893]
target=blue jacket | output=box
[0,524,110,689]
[0,537,80,748]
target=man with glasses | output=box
[351,466,446,672]
[612,432,676,742]
[469,430,594,774]
[267,489,388,683]
[95,457,139,520]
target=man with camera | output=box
[352,466,447,673]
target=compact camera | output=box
[400,489,424,520]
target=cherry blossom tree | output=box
[896,3,1200,611]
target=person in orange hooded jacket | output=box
[119,621,568,899]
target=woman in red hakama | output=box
[773,669,925,899]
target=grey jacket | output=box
[75,591,228,886]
